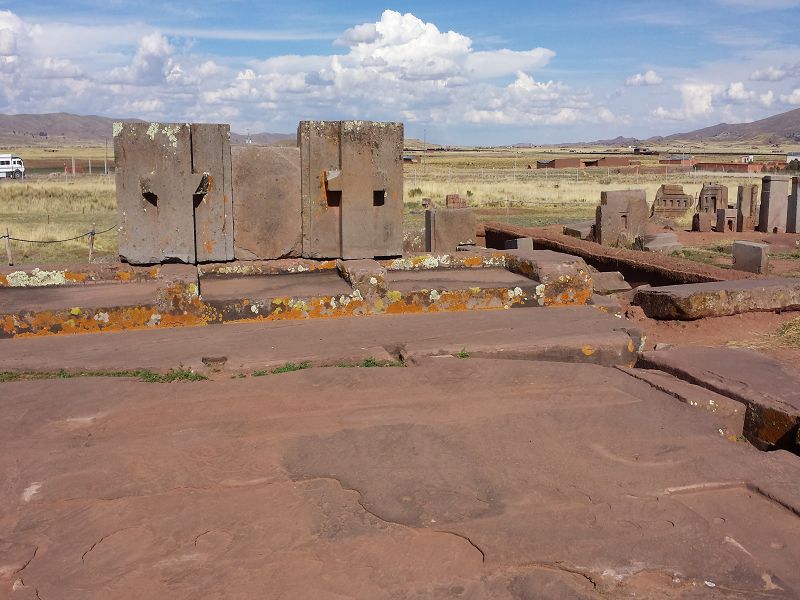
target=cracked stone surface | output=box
[2,358,800,598]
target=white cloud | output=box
[625,70,662,86]
[3,7,793,142]
[780,88,800,105]
[722,81,754,102]
[750,66,787,81]
[654,83,716,120]
[108,32,175,84]
[466,48,555,79]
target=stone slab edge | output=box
[637,351,800,452]
[634,279,800,320]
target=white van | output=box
[0,154,25,179]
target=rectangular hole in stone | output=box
[327,190,341,208]
[143,192,158,207]
[373,190,385,207]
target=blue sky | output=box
[1,0,799,144]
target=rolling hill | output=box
[0,112,294,146]
[658,107,800,144]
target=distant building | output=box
[693,162,764,173]
[582,157,633,168]
[536,158,583,169]
[537,156,633,169]
[659,154,695,166]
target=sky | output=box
[1,0,799,144]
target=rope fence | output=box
[2,224,118,266]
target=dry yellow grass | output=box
[0,147,782,265]
[0,177,117,263]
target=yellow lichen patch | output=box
[627,338,635,353]
[0,274,7,287]
[582,345,596,356]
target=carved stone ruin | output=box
[298,120,403,259]
[114,122,234,265]
[736,184,759,232]
[446,194,468,208]
[697,183,729,214]
[716,208,737,233]
[651,184,691,218]
[425,208,476,252]
[757,175,790,234]
[231,146,301,260]
[594,190,648,247]
[693,183,728,232]
[787,177,800,234]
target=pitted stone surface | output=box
[2,358,800,598]
[634,278,800,320]
[114,122,234,265]
[231,146,302,260]
[299,120,403,259]
[594,190,648,247]
[758,175,791,234]
[425,208,477,253]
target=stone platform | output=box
[2,357,799,598]
[0,251,593,338]
[0,307,643,373]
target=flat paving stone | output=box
[200,271,352,300]
[639,346,800,452]
[0,281,159,313]
[385,267,534,292]
[1,359,799,598]
[0,307,642,373]
[635,278,800,320]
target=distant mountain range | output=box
[0,107,798,148]
[589,107,800,147]
[0,112,294,146]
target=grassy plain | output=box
[0,144,793,264]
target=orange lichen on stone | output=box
[64,272,88,283]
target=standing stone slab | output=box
[787,177,800,234]
[595,190,648,247]
[231,146,301,260]
[425,208,476,252]
[732,241,769,274]
[736,184,759,232]
[757,175,790,234]
[715,208,737,233]
[692,212,712,232]
[114,122,234,265]
[191,124,234,263]
[115,123,194,264]
[299,121,403,259]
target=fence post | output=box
[88,223,96,263]
[4,227,12,266]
